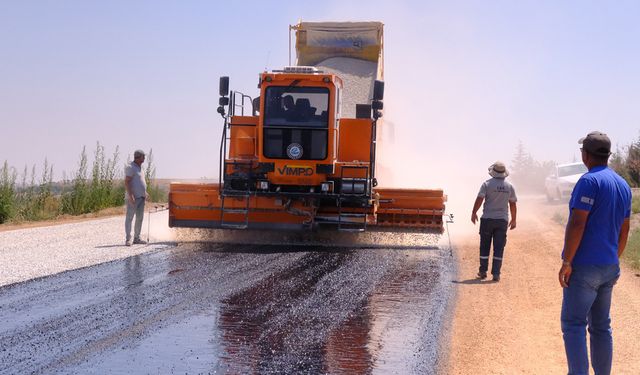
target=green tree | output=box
[510,141,534,178]
[509,141,555,192]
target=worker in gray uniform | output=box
[471,161,518,281]
[124,149,148,246]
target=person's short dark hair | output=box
[584,149,610,164]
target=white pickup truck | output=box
[545,162,588,201]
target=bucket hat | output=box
[488,161,509,178]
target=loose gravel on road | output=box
[0,212,171,287]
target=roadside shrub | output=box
[143,149,167,202]
[1,142,159,225]
[61,147,90,215]
[88,143,123,210]
[15,163,56,221]
[623,228,640,270]
[0,161,17,223]
[147,184,167,203]
[61,143,125,215]
[35,159,56,220]
[611,134,640,188]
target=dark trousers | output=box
[479,218,508,276]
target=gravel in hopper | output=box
[315,57,378,118]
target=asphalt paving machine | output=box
[169,22,446,243]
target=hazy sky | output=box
[2,0,639,195]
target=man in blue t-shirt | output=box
[559,131,632,375]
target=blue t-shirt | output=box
[564,166,632,265]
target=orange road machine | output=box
[169,22,446,237]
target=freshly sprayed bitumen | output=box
[0,218,455,374]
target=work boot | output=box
[477,272,487,280]
[492,274,501,282]
[133,238,147,245]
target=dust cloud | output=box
[375,105,506,239]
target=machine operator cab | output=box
[218,66,384,198]
[257,66,341,189]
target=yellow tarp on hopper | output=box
[292,21,384,77]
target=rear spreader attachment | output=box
[169,183,445,234]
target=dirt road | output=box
[447,196,640,374]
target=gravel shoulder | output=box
[0,210,173,287]
[446,196,640,374]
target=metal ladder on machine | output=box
[337,165,370,232]
[218,90,255,230]
[220,160,253,229]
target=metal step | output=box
[338,227,366,233]
[223,208,248,214]
[339,213,366,218]
[220,222,249,230]
[220,188,251,229]
[338,213,367,232]
[222,191,251,198]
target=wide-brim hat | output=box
[488,161,509,178]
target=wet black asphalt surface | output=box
[0,241,455,374]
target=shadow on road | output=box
[451,278,496,285]
[94,241,177,249]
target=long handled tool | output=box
[445,214,455,256]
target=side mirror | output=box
[373,80,384,101]
[219,97,229,106]
[219,76,229,97]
